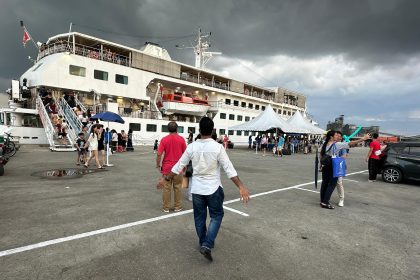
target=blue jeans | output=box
[192,186,224,249]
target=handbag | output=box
[332,157,347,178]
[320,144,335,166]
[185,160,193,177]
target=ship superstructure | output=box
[3,29,307,149]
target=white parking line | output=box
[296,187,320,193]
[343,178,359,183]
[0,169,367,258]
[223,206,249,217]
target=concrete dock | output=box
[0,145,419,279]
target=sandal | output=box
[84,164,89,168]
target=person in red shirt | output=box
[366,133,381,182]
[156,121,187,212]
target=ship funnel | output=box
[140,42,172,60]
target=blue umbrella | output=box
[90,111,125,166]
[90,111,125,124]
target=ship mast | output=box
[193,28,221,69]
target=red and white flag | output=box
[22,28,31,47]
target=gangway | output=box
[36,96,75,151]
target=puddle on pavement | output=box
[31,168,106,179]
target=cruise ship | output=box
[1,29,307,151]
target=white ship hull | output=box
[9,31,309,147]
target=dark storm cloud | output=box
[2,0,420,86]
[0,0,419,134]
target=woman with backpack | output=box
[319,131,370,209]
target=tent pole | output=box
[255,132,258,154]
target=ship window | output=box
[288,111,291,116]
[69,65,86,77]
[244,131,249,136]
[147,124,157,132]
[241,102,246,108]
[237,115,243,121]
[273,108,277,113]
[252,132,256,136]
[233,100,239,106]
[219,129,225,135]
[228,130,234,136]
[188,127,196,134]
[115,74,128,85]
[225,99,231,105]
[248,103,253,109]
[262,106,266,111]
[22,114,43,128]
[161,125,169,132]
[236,131,242,136]
[0,113,4,125]
[177,126,184,133]
[129,123,141,131]
[245,116,250,122]
[229,114,235,120]
[220,113,226,119]
[94,70,108,81]
[255,105,260,110]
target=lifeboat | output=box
[161,92,210,116]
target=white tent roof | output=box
[228,105,294,132]
[287,111,326,135]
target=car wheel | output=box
[382,167,402,183]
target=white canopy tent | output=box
[228,105,293,132]
[287,110,325,135]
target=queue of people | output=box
[247,134,322,157]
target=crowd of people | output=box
[247,134,323,156]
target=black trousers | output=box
[368,158,380,180]
[320,165,338,204]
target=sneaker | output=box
[200,246,213,262]
[162,209,170,213]
[338,199,344,207]
[174,208,183,212]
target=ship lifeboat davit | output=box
[162,93,210,116]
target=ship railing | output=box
[36,96,56,150]
[180,73,231,91]
[118,108,161,120]
[58,97,83,138]
[74,96,87,112]
[37,43,130,67]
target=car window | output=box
[401,146,410,154]
[409,146,420,156]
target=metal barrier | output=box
[58,97,82,141]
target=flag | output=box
[22,28,31,47]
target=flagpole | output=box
[20,21,39,50]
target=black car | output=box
[380,142,420,183]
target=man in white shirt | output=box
[157,117,250,262]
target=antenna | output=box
[177,28,221,69]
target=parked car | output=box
[380,142,420,183]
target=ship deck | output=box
[0,146,419,279]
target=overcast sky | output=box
[0,0,419,135]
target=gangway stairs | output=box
[36,96,75,151]
[58,97,83,139]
